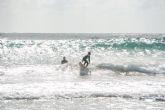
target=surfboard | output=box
[79,62,89,76]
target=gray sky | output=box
[0,0,165,33]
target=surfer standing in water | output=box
[82,52,91,67]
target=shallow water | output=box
[1,97,165,110]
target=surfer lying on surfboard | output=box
[82,52,91,67]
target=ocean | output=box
[0,33,165,110]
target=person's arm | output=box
[88,56,90,63]
[82,56,85,62]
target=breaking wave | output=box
[97,63,165,75]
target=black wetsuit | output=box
[61,60,68,64]
[82,55,90,67]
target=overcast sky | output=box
[0,0,165,33]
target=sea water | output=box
[0,33,165,110]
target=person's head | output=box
[63,57,66,60]
[88,52,91,55]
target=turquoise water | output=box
[0,37,165,74]
[2,37,165,50]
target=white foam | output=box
[0,79,165,100]
[0,65,165,100]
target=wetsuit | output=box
[61,60,68,64]
[82,55,90,67]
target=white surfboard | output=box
[79,62,89,76]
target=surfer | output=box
[61,57,68,64]
[82,52,91,67]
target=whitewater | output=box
[0,33,165,110]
